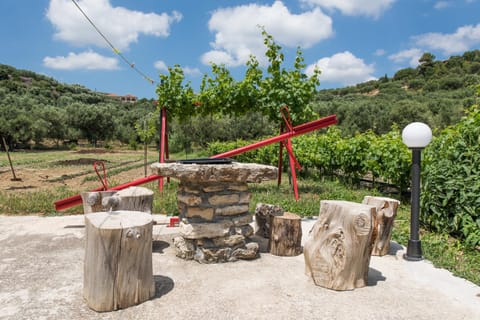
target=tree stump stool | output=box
[84,211,155,312]
[362,196,400,256]
[269,212,302,256]
[81,191,117,214]
[81,187,154,214]
[304,200,375,291]
[104,186,154,213]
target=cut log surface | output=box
[362,196,400,256]
[269,212,302,256]
[304,200,375,291]
[84,211,155,312]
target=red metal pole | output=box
[285,137,299,200]
[159,107,166,191]
[165,109,170,184]
[277,123,284,187]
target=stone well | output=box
[151,161,278,263]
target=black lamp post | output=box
[402,122,432,261]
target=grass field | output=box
[1,147,479,285]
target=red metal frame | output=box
[211,109,337,201]
[53,108,336,210]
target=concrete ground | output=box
[0,214,479,320]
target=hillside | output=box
[0,64,155,149]
[313,50,480,135]
[1,49,480,149]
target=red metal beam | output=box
[211,114,337,159]
[54,174,161,211]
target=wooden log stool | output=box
[84,211,155,312]
[362,196,400,256]
[81,191,117,214]
[269,212,303,256]
[104,186,154,213]
[81,186,154,214]
[304,200,375,291]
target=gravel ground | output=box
[1,214,479,320]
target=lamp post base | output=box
[404,239,423,261]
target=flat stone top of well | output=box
[151,162,278,183]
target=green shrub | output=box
[207,126,411,192]
[422,105,480,247]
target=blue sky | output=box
[1,0,479,99]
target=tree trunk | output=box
[362,196,400,256]
[269,212,302,256]
[83,211,155,312]
[304,200,375,291]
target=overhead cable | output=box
[70,0,155,84]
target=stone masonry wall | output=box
[173,181,258,263]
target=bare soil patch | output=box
[0,148,150,193]
[53,158,109,166]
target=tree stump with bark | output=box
[304,200,375,291]
[269,212,302,256]
[362,196,400,256]
[84,211,155,312]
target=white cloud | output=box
[388,48,423,67]
[374,49,386,56]
[183,67,201,77]
[43,50,119,70]
[305,51,376,85]
[434,1,451,9]
[154,60,200,77]
[413,24,480,55]
[201,50,237,66]
[46,0,182,50]
[154,60,168,72]
[201,1,333,67]
[300,0,395,18]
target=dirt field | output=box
[0,148,154,193]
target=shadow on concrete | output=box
[367,267,386,286]
[251,235,269,253]
[387,241,403,256]
[152,240,170,253]
[153,275,175,299]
